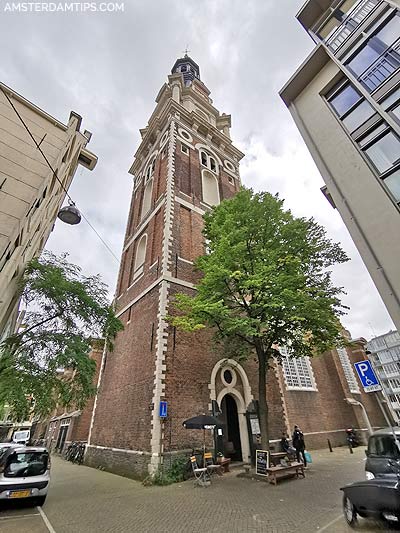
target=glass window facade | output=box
[364,130,400,173]
[329,84,361,116]
[342,99,375,131]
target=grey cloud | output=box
[0,0,394,339]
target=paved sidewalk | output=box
[0,446,395,532]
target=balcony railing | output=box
[327,0,379,52]
[360,41,400,92]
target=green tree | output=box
[171,189,349,450]
[0,252,123,421]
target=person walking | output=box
[292,425,307,467]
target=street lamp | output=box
[57,200,81,225]
[344,397,373,435]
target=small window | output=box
[162,147,168,159]
[202,170,220,206]
[364,130,400,173]
[329,83,361,116]
[199,150,219,174]
[133,234,147,280]
[342,100,375,132]
[228,176,234,185]
[181,143,189,155]
[141,179,153,219]
[384,170,400,202]
[223,369,233,384]
[181,65,187,72]
[179,129,192,141]
[145,158,156,183]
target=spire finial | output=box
[183,44,190,57]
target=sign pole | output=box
[365,356,400,454]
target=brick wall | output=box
[89,286,160,453]
[71,343,104,442]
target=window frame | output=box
[132,233,147,282]
[280,349,317,391]
[325,78,400,206]
[199,149,219,174]
[344,10,400,93]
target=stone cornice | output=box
[129,98,244,175]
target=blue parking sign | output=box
[159,401,168,418]
[354,360,382,393]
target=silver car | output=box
[0,446,50,506]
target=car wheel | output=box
[36,496,47,507]
[343,495,358,527]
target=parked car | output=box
[342,463,400,527]
[12,430,30,445]
[365,427,400,479]
[0,446,50,506]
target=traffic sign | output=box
[354,360,382,393]
[159,401,168,418]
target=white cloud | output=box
[0,0,394,340]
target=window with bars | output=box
[281,350,317,390]
[336,347,361,393]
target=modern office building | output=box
[280,0,400,331]
[86,55,385,480]
[0,82,97,336]
[368,329,400,420]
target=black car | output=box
[365,427,400,479]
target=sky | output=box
[0,0,395,339]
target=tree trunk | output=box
[256,342,270,451]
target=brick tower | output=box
[86,55,264,477]
[86,56,385,479]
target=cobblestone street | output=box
[0,447,396,532]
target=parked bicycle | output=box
[64,441,86,465]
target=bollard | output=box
[328,439,333,453]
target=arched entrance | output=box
[221,394,242,461]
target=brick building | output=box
[32,339,104,452]
[86,56,386,479]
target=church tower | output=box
[86,55,387,478]
[86,55,254,477]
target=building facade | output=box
[86,56,385,479]
[31,340,104,452]
[0,82,97,336]
[368,329,400,420]
[280,0,400,331]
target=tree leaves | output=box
[172,188,349,360]
[0,252,123,420]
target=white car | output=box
[0,446,50,506]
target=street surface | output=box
[0,447,396,532]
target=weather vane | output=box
[183,44,190,57]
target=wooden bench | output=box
[266,462,305,485]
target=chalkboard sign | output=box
[256,450,269,476]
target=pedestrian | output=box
[292,425,307,467]
[280,432,290,453]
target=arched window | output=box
[133,234,147,280]
[202,170,220,206]
[141,179,153,219]
[145,157,156,182]
[199,150,218,174]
